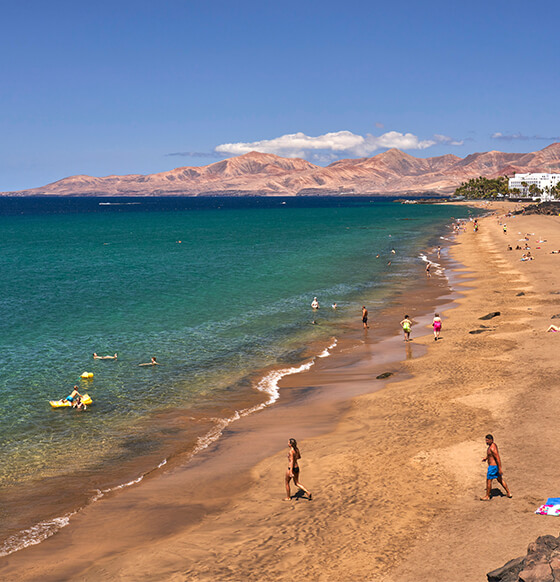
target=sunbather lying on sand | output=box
[547,325,560,333]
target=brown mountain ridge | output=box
[4,143,560,197]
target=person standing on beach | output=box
[284,438,312,501]
[425,262,431,277]
[400,315,412,342]
[481,434,512,501]
[362,306,369,329]
[432,313,442,340]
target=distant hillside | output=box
[4,143,560,197]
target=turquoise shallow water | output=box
[0,196,478,550]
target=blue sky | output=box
[1,0,559,191]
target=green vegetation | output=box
[453,176,510,199]
[453,177,560,199]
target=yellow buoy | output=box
[81,372,94,379]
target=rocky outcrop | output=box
[487,534,560,581]
[515,202,560,216]
[3,144,560,197]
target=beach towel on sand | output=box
[535,504,560,516]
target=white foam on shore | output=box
[192,354,322,455]
[102,474,144,492]
[0,468,156,557]
[419,253,444,277]
[0,346,329,557]
[318,338,337,358]
[0,514,75,557]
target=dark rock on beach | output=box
[376,372,394,380]
[487,533,560,581]
[469,329,490,334]
[480,312,501,320]
[514,201,560,216]
[516,292,525,296]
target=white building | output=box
[508,173,560,200]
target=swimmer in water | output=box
[139,357,160,366]
[93,353,117,360]
[72,393,87,411]
[311,297,320,309]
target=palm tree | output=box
[528,184,542,199]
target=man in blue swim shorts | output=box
[62,386,81,403]
[481,434,512,501]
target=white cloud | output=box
[215,129,463,159]
[433,134,464,146]
[492,132,560,141]
[310,152,339,163]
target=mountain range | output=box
[4,143,560,197]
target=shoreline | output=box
[0,209,465,578]
[0,198,470,554]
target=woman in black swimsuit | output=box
[284,438,312,501]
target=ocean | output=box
[0,196,479,555]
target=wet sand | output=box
[3,202,560,581]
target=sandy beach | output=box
[2,201,560,581]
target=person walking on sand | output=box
[432,313,442,341]
[400,315,412,342]
[480,434,512,500]
[362,306,369,329]
[284,438,312,501]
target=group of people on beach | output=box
[399,314,442,342]
[297,219,520,504]
[298,218,527,504]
